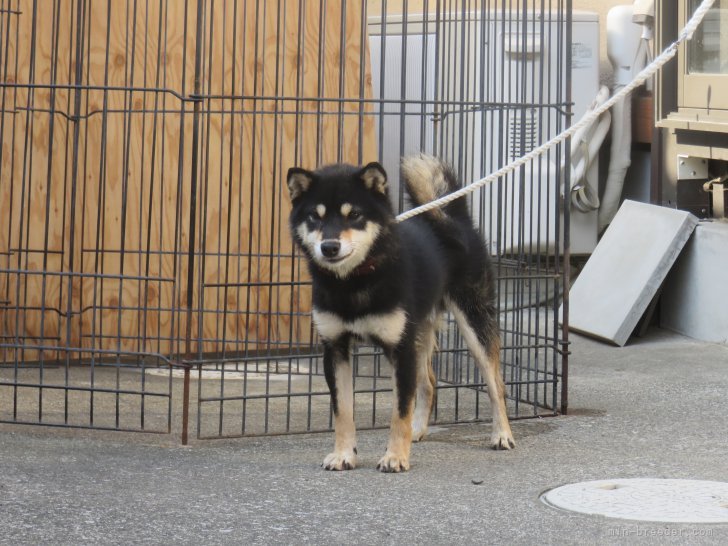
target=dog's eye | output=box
[348,210,362,221]
[306,212,319,223]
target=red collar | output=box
[350,256,381,276]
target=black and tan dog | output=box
[286,154,514,472]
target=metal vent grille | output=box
[509,109,539,160]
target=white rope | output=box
[395,0,716,223]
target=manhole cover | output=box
[541,479,728,523]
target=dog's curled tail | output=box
[400,154,469,222]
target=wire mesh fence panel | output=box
[190,0,570,439]
[1,0,569,441]
[0,0,202,433]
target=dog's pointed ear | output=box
[287,167,314,201]
[358,162,388,195]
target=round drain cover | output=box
[541,479,728,523]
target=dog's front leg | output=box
[322,337,357,470]
[377,347,416,473]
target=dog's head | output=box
[286,162,393,278]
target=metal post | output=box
[181,0,207,445]
[560,0,573,416]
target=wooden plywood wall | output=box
[0,0,377,363]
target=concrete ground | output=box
[1,327,727,545]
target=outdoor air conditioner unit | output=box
[368,11,601,254]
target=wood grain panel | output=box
[1,0,376,363]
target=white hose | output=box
[570,85,612,213]
[598,90,632,232]
[598,3,654,231]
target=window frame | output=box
[677,0,728,112]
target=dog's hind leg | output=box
[322,337,358,470]
[412,315,438,442]
[446,297,515,450]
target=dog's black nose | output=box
[320,240,341,258]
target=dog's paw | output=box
[490,430,515,450]
[376,451,410,473]
[412,423,427,442]
[322,450,357,471]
